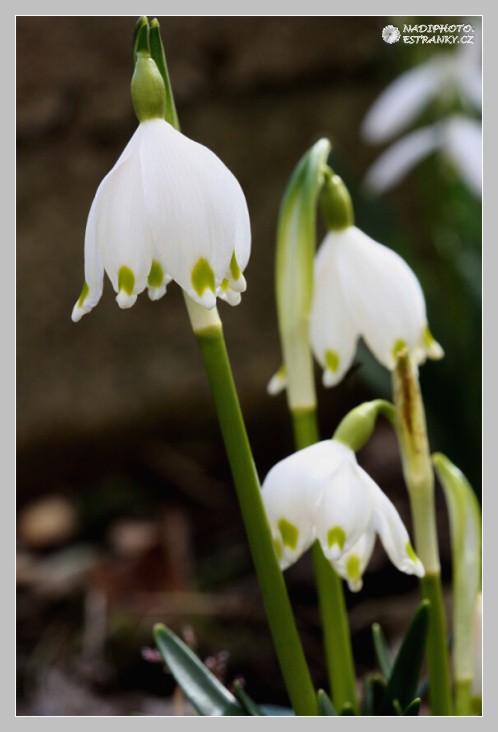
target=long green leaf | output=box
[153,624,244,716]
[317,689,337,716]
[362,673,387,715]
[383,600,430,712]
[371,622,392,678]
[403,698,422,715]
[232,680,264,716]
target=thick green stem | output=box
[191,318,317,715]
[392,354,453,715]
[291,406,358,714]
[420,574,453,715]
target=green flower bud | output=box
[131,51,167,122]
[333,399,395,452]
[320,171,354,231]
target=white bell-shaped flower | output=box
[309,226,443,387]
[262,439,424,590]
[72,55,250,322]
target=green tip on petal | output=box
[406,541,418,563]
[77,281,90,309]
[346,554,361,581]
[278,518,299,550]
[148,259,164,288]
[423,324,444,360]
[191,257,216,297]
[325,349,340,373]
[229,252,241,280]
[327,526,346,552]
[118,265,135,295]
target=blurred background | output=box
[16,15,481,715]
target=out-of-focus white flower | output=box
[309,225,443,387]
[361,34,482,197]
[363,115,482,196]
[262,439,424,591]
[72,55,250,322]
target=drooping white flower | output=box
[361,34,482,198]
[72,60,250,322]
[309,226,443,387]
[363,115,482,197]
[361,39,481,145]
[262,439,424,591]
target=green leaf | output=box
[317,689,337,716]
[392,698,404,715]
[382,600,430,712]
[232,680,264,716]
[153,624,244,716]
[149,18,180,130]
[402,698,422,715]
[371,622,392,678]
[132,17,150,62]
[362,673,387,715]
[433,452,481,690]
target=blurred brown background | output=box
[16,16,480,715]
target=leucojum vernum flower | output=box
[69,17,482,718]
[72,30,250,323]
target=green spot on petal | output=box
[229,252,241,280]
[423,324,436,347]
[392,339,408,360]
[77,281,89,308]
[406,541,418,563]
[220,278,230,292]
[278,518,299,550]
[325,349,340,373]
[118,265,135,295]
[148,260,164,288]
[273,538,283,562]
[191,257,215,296]
[327,526,346,550]
[345,554,361,581]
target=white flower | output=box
[361,41,481,145]
[262,439,424,591]
[361,36,482,197]
[72,118,250,322]
[363,115,482,197]
[309,226,443,387]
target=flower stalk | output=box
[185,296,317,716]
[392,351,453,715]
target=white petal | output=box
[92,124,153,296]
[138,119,251,307]
[363,125,440,193]
[261,440,352,569]
[369,483,424,578]
[310,233,359,387]
[71,197,104,321]
[267,366,287,396]
[332,529,376,592]
[336,227,428,370]
[361,59,446,143]
[314,451,375,562]
[443,116,482,197]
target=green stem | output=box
[291,406,358,714]
[392,354,453,715]
[192,319,317,715]
[420,574,453,715]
